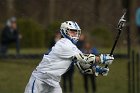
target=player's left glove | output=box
[80,65,110,76]
[93,65,109,76]
[100,54,114,65]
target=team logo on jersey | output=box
[72,47,77,51]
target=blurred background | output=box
[0,0,140,93]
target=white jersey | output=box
[32,38,82,87]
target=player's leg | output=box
[90,75,96,93]
[24,76,36,93]
[15,37,20,55]
[0,44,8,55]
[83,75,89,93]
[69,73,73,93]
[49,84,62,93]
[62,74,67,92]
[24,76,49,93]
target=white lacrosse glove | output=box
[74,53,96,64]
[100,54,114,65]
[94,65,109,76]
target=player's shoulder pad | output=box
[57,38,74,49]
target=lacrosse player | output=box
[24,21,114,93]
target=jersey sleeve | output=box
[55,40,82,59]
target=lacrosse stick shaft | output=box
[110,29,122,56]
[105,29,122,68]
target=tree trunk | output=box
[94,0,101,23]
[7,0,14,17]
[49,0,55,24]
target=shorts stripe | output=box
[32,79,36,93]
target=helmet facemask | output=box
[66,29,81,43]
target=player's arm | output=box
[76,60,110,76]
[73,53,114,65]
[73,53,114,76]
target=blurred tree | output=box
[7,0,15,16]
[17,18,46,48]
[6,0,124,31]
[0,0,130,48]
[90,26,113,47]
[94,0,101,23]
[46,21,60,47]
[49,0,55,23]
[0,0,7,21]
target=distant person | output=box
[47,32,61,53]
[48,32,61,49]
[0,17,21,55]
[76,34,85,50]
[81,42,99,93]
[136,6,140,43]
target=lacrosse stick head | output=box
[117,10,127,30]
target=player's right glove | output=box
[93,65,109,76]
[100,54,114,65]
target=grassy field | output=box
[0,58,128,93]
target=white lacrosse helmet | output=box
[60,21,81,44]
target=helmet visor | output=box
[67,29,81,40]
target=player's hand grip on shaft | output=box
[94,65,109,76]
[100,54,114,65]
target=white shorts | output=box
[24,76,62,93]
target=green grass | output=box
[0,59,40,93]
[0,58,128,93]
